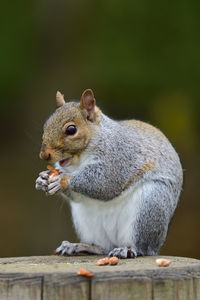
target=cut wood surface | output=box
[0,255,200,300]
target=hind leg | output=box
[107,181,179,258]
[133,181,178,256]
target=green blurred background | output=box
[0,0,199,259]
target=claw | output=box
[35,176,48,191]
[39,170,50,179]
[47,184,61,195]
[56,241,72,255]
[48,181,60,190]
[56,241,105,256]
[36,177,48,186]
[108,247,137,259]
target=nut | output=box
[156,258,171,267]
[109,257,119,265]
[77,268,94,277]
[97,257,109,266]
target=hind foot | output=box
[108,247,137,258]
[56,241,106,256]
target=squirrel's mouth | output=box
[59,157,72,167]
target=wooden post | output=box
[0,255,200,299]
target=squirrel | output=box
[35,89,183,258]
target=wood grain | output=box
[0,256,199,299]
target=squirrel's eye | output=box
[65,125,77,136]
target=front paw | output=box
[35,171,68,195]
[35,171,49,192]
[46,174,66,195]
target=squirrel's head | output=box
[40,89,101,167]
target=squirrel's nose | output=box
[40,151,51,161]
[39,144,51,161]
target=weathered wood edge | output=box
[0,256,200,300]
[0,255,200,281]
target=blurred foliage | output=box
[0,0,199,258]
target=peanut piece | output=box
[97,257,109,266]
[77,268,93,277]
[156,258,171,267]
[109,257,119,265]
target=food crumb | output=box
[47,165,60,178]
[156,258,171,267]
[109,257,119,265]
[52,250,57,256]
[77,268,94,277]
[97,257,109,266]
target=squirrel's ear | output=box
[56,91,65,107]
[80,89,96,121]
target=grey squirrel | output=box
[35,89,183,258]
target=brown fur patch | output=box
[122,160,154,191]
[41,99,102,164]
[60,175,68,190]
[70,153,81,165]
[121,120,165,143]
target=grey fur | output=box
[133,180,179,256]
[36,108,183,257]
[69,114,182,201]
[65,114,182,256]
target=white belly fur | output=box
[68,181,147,252]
